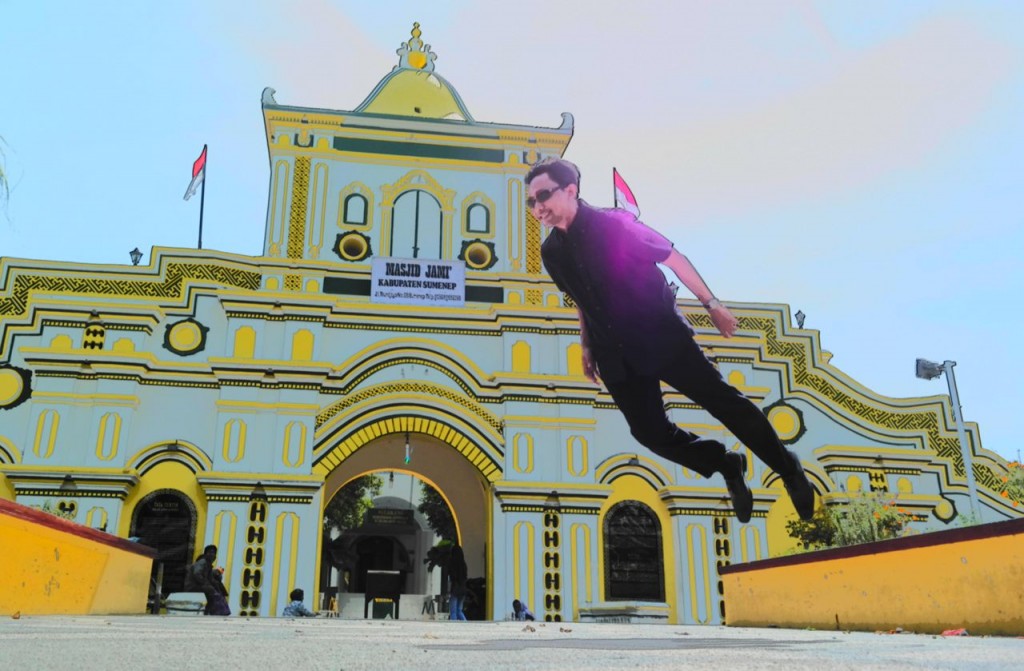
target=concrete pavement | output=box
[1,616,1020,670]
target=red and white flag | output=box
[613,168,640,217]
[183,145,207,201]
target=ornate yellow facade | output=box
[0,25,1018,624]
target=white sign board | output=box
[370,257,465,307]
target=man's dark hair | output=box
[525,158,581,191]
[204,544,217,554]
[290,588,304,601]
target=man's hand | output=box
[581,345,600,383]
[709,304,739,337]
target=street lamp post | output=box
[915,358,981,520]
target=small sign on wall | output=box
[371,257,465,307]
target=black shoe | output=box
[781,452,815,521]
[721,452,753,523]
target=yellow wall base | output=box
[0,498,155,616]
[722,518,1024,636]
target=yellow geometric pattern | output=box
[525,210,542,275]
[313,414,502,482]
[316,379,502,433]
[685,312,1002,494]
[0,263,261,318]
[287,156,311,259]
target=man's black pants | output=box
[602,334,794,479]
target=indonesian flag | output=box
[613,167,640,217]
[183,145,207,201]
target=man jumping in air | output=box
[529,158,815,522]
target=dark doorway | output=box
[130,490,197,597]
[603,500,665,601]
[352,535,411,592]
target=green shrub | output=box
[787,491,914,550]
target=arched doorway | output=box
[317,431,493,618]
[321,471,457,617]
[130,489,197,599]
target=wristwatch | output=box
[702,298,722,310]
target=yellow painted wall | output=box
[722,519,1024,635]
[0,499,153,616]
[0,473,14,501]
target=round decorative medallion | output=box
[459,239,497,270]
[0,368,25,406]
[0,365,32,410]
[334,231,372,262]
[766,402,804,443]
[163,319,209,356]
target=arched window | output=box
[344,194,368,226]
[603,501,665,601]
[466,203,490,234]
[391,189,442,258]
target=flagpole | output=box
[197,152,206,249]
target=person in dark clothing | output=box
[528,158,816,523]
[447,544,468,621]
[184,544,230,615]
[512,599,535,621]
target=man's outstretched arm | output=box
[662,248,739,337]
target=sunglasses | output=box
[526,185,564,209]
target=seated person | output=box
[512,599,535,621]
[184,545,229,615]
[282,588,317,617]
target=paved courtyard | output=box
[1,616,1020,670]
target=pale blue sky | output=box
[2,1,1021,461]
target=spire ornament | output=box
[396,22,437,72]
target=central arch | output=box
[315,423,499,618]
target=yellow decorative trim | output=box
[569,523,592,621]
[460,191,496,239]
[95,412,121,462]
[313,413,502,482]
[317,379,501,434]
[233,326,256,359]
[213,510,238,589]
[513,520,535,612]
[0,437,22,464]
[507,179,523,271]
[768,404,801,441]
[33,410,59,459]
[268,160,291,257]
[129,440,212,475]
[309,162,329,258]
[511,341,531,373]
[85,506,108,529]
[739,524,762,564]
[222,419,247,464]
[566,436,588,478]
[525,209,541,275]
[283,421,307,468]
[269,512,300,618]
[512,433,534,474]
[291,329,314,362]
[287,156,311,259]
[686,523,712,624]
[338,181,375,229]
[0,262,260,319]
